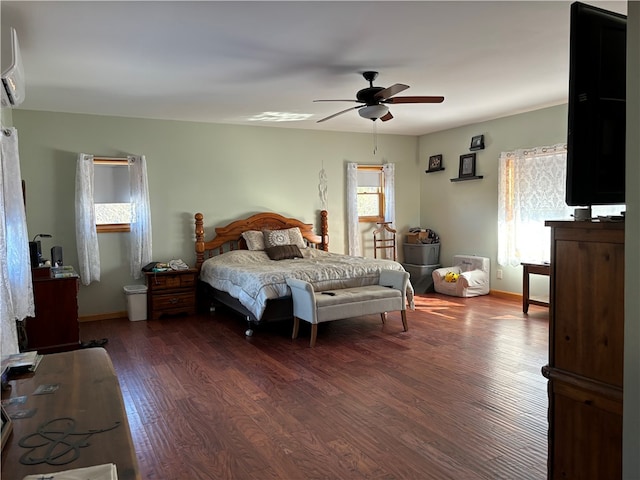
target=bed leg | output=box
[245,317,254,337]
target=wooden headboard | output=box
[195,210,328,269]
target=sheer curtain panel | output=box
[128,155,152,279]
[75,153,101,285]
[382,163,396,260]
[497,143,624,267]
[1,127,34,356]
[346,162,360,256]
[497,144,571,266]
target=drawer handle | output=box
[170,298,178,304]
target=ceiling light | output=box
[358,104,389,120]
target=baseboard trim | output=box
[489,289,521,302]
[80,292,523,321]
[79,311,127,323]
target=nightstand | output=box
[144,268,197,320]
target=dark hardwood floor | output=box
[81,293,549,480]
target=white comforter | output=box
[200,248,414,320]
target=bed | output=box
[194,210,413,336]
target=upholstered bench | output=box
[286,270,410,347]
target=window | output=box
[347,162,395,257]
[357,166,385,223]
[94,158,131,233]
[497,144,623,266]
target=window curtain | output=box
[347,162,396,258]
[498,144,572,266]
[128,155,152,279]
[497,143,623,266]
[346,162,360,256]
[382,163,396,260]
[75,153,101,285]
[1,127,34,356]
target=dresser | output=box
[22,267,80,354]
[543,221,624,479]
[1,349,140,479]
[144,268,197,319]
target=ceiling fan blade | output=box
[385,96,445,104]
[380,111,394,122]
[316,105,362,123]
[374,83,410,101]
[313,99,361,103]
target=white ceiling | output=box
[0,1,628,136]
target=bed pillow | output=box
[241,230,265,251]
[263,227,306,249]
[265,244,303,261]
[286,227,307,249]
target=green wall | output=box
[419,104,568,299]
[13,110,421,317]
[12,105,569,317]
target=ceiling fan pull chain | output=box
[373,121,378,155]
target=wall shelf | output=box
[450,175,483,182]
[425,167,445,174]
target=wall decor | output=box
[470,134,485,151]
[459,153,477,178]
[426,154,444,173]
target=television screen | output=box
[566,2,626,206]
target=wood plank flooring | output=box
[80,293,549,480]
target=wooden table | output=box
[1,348,140,479]
[521,262,550,313]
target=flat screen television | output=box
[566,1,626,207]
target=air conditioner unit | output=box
[1,27,25,107]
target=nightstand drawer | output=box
[179,274,196,287]
[147,271,197,290]
[152,292,195,311]
[149,275,178,290]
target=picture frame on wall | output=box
[459,153,477,178]
[470,134,485,151]
[427,154,443,172]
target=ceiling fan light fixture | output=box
[358,104,389,120]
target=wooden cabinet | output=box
[543,221,624,479]
[144,268,197,320]
[24,268,80,354]
[1,349,140,479]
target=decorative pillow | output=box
[286,227,306,249]
[265,244,303,261]
[241,230,265,251]
[263,227,306,249]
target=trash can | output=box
[123,284,147,321]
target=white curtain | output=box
[346,162,360,256]
[382,163,396,260]
[1,127,34,356]
[75,153,101,285]
[128,155,152,279]
[498,144,573,266]
[498,144,623,266]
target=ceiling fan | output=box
[314,71,444,123]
